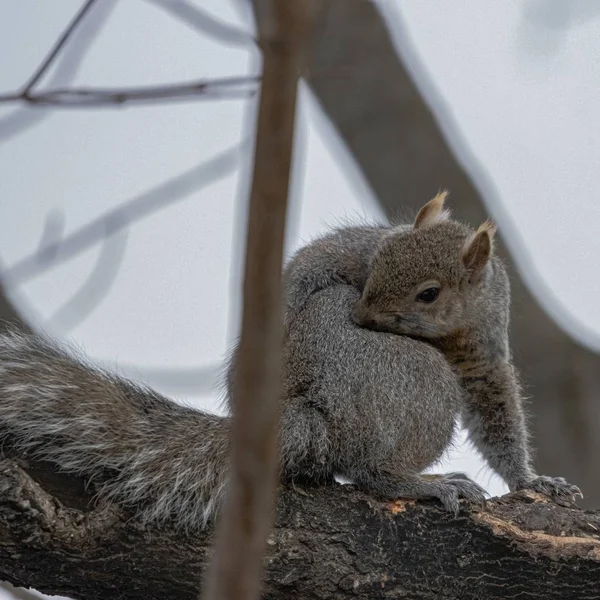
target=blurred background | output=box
[1,4,600,595]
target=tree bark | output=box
[304,0,600,507]
[0,457,598,600]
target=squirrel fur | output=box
[282,191,581,503]
[0,192,581,530]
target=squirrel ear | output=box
[462,220,496,281]
[414,190,451,229]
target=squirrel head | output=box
[351,191,497,339]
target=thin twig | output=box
[202,2,318,600]
[0,143,243,287]
[146,0,255,47]
[1,0,258,110]
[0,1,116,144]
[0,76,259,108]
[22,0,99,94]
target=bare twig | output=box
[0,143,243,287]
[21,0,99,94]
[0,0,116,144]
[202,2,318,600]
[0,0,257,110]
[146,0,255,47]
[0,76,259,108]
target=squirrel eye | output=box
[417,287,440,303]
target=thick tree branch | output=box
[0,458,598,600]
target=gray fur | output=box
[282,206,581,505]
[0,329,229,532]
[282,225,390,325]
[277,284,487,513]
[0,201,580,531]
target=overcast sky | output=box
[1,3,600,596]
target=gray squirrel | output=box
[282,191,581,505]
[0,193,581,531]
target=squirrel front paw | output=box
[517,475,583,506]
[434,474,488,515]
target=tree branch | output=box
[202,2,317,599]
[0,457,598,600]
[0,0,116,145]
[0,76,258,108]
[21,0,99,94]
[1,0,256,109]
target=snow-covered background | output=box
[1,1,600,597]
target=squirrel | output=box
[0,192,581,531]
[282,191,581,504]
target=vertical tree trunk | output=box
[202,3,317,600]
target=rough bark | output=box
[304,0,600,507]
[0,457,598,600]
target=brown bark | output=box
[304,0,600,506]
[203,3,318,600]
[0,457,598,600]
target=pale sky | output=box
[1,2,600,597]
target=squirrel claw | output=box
[520,475,583,506]
[436,476,488,515]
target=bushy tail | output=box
[0,329,230,532]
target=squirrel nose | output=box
[351,305,365,326]
[351,304,372,327]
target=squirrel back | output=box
[282,225,389,325]
[278,283,464,486]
